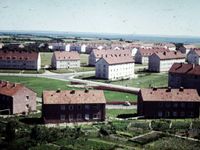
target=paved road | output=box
[0,70,140,93]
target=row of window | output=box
[60,113,101,121]
[158,102,194,108]
[158,111,194,117]
[60,105,99,111]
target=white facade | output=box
[148,54,185,72]
[81,44,87,53]
[51,53,80,69]
[187,50,200,65]
[95,58,135,81]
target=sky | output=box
[0,0,199,36]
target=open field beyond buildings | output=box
[40,52,53,67]
[49,66,95,73]
[0,76,137,101]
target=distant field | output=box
[104,90,137,102]
[0,76,72,97]
[40,52,53,67]
[50,66,95,73]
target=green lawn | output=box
[80,54,89,65]
[40,52,53,67]
[104,90,137,102]
[78,72,168,88]
[49,66,95,73]
[0,76,73,97]
[106,109,136,118]
[112,73,168,88]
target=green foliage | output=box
[145,137,200,150]
[151,120,170,132]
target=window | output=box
[61,105,65,110]
[77,114,82,120]
[158,112,163,117]
[85,114,90,120]
[181,103,185,108]
[173,112,177,117]
[188,103,194,108]
[93,114,100,120]
[180,112,185,117]
[60,114,65,121]
[165,111,170,117]
[165,103,171,108]
[77,105,82,110]
[69,114,73,120]
[69,105,74,110]
[85,105,90,110]
[173,103,178,108]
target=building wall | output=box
[134,51,142,63]
[168,73,200,90]
[51,54,80,69]
[89,52,99,66]
[149,56,185,72]
[148,55,160,72]
[0,94,12,114]
[0,59,39,70]
[42,103,105,123]
[187,51,200,65]
[12,87,36,114]
[55,60,80,69]
[95,59,135,81]
[138,99,200,119]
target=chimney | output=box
[166,87,171,92]
[163,51,166,55]
[85,89,89,93]
[12,83,16,88]
[179,87,184,92]
[193,64,195,69]
[152,87,157,91]
[56,88,61,93]
[70,90,75,94]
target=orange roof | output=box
[169,63,200,76]
[54,51,80,60]
[101,55,134,65]
[0,50,39,61]
[43,90,106,104]
[140,88,200,102]
[0,81,24,96]
[154,51,185,60]
[92,49,131,58]
[139,48,169,56]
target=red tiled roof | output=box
[43,90,106,104]
[169,63,200,76]
[140,88,200,102]
[0,81,24,96]
[169,63,193,74]
[0,50,39,61]
[92,49,131,58]
[139,48,169,56]
[154,51,185,60]
[101,55,134,65]
[54,51,80,61]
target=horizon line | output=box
[0,29,200,39]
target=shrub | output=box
[151,120,170,132]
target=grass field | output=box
[0,76,72,97]
[104,90,137,102]
[112,73,168,88]
[40,52,53,67]
[0,76,136,102]
[49,66,95,73]
[80,54,89,65]
[78,72,168,88]
[106,109,136,118]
